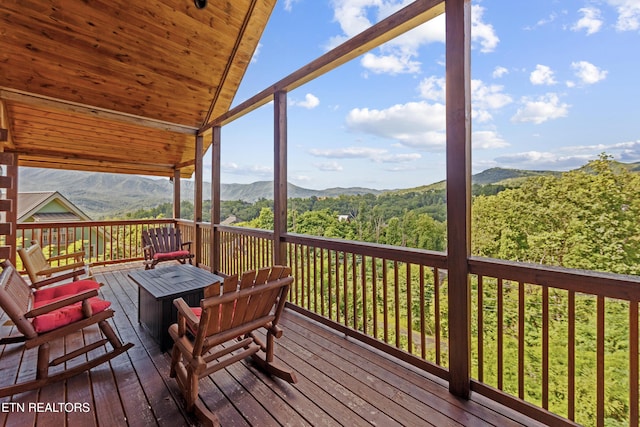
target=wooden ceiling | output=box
[0,0,276,177]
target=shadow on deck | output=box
[0,263,545,426]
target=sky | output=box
[204,0,640,190]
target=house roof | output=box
[17,191,92,222]
[0,0,276,178]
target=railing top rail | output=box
[469,256,640,301]
[216,224,274,239]
[285,232,448,268]
[17,218,177,229]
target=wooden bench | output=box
[142,227,194,270]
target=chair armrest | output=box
[36,261,85,277]
[181,241,192,250]
[47,251,85,262]
[30,269,86,289]
[173,297,200,335]
[25,289,99,318]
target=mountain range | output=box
[17,162,640,219]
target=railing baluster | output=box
[542,286,549,410]
[477,275,484,382]
[373,258,378,343]
[597,296,605,427]
[435,268,440,366]
[406,262,412,354]
[631,299,639,427]
[383,260,388,344]
[394,260,400,349]
[498,277,504,391]
[518,281,524,400]
[352,253,357,330]
[568,289,576,421]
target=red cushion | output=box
[33,280,100,304]
[153,250,190,260]
[31,280,110,333]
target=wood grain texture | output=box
[0,0,275,177]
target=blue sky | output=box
[206,0,640,190]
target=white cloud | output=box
[571,61,608,84]
[315,161,344,171]
[492,66,509,78]
[494,151,593,170]
[345,101,447,150]
[309,146,422,163]
[572,7,603,35]
[361,52,420,75]
[291,93,320,109]
[530,64,557,85]
[417,76,512,124]
[221,162,273,178]
[493,140,640,170]
[327,2,498,75]
[524,12,561,30]
[250,43,262,64]
[473,131,509,149]
[471,4,500,53]
[472,79,513,122]
[283,0,300,12]
[418,76,446,102]
[606,0,640,31]
[511,93,570,124]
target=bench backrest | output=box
[0,261,37,339]
[17,240,49,283]
[142,227,183,254]
[195,266,292,353]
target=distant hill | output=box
[17,168,384,219]
[18,162,640,219]
[391,167,561,194]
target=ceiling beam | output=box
[202,0,262,127]
[0,100,13,146]
[0,88,198,135]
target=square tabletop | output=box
[128,264,224,300]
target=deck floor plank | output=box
[98,268,191,427]
[0,263,547,426]
[282,313,528,427]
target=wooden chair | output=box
[168,265,297,426]
[142,227,194,269]
[18,239,91,287]
[0,260,133,397]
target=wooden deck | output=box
[0,263,546,426]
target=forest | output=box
[126,155,640,275]
[125,155,640,425]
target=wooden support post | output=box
[211,127,221,273]
[445,0,472,399]
[194,135,203,266]
[173,169,181,219]
[273,90,287,266]
[2,153,18,265]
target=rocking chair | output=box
[168,265,297,426]
[18,239,91,287]
[0,260,133,397]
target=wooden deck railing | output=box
[13,220,640,426]
[469,258,640,427]
[207,225,640,427]
[16,219,176,268]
